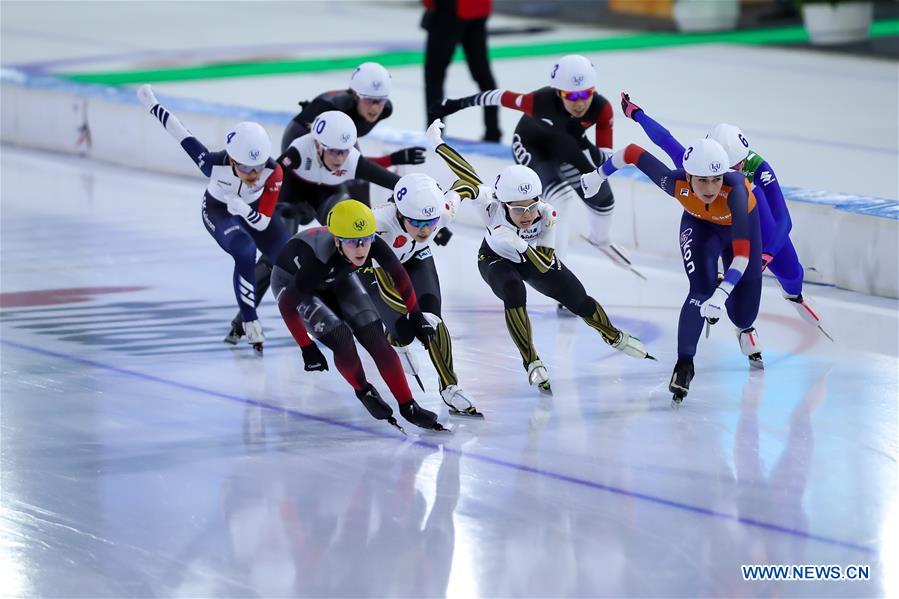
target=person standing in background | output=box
[422,0,502,142]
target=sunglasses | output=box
[405,216,440,229]
[321,146,350,157]
[560,87,595,102]
[337,234,375,248]
[233,161,266,174]
[358,95,388,105]
[506,201,540,215]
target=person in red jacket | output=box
[422,0,501,142]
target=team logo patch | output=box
[518,183,531,195]
[393,235,408,248]
[353,219,367,231]
[709,162,721,172]
[249,149,260,161]
[372,80,382,90]
[573,74,584,87]
[422,206,436,216]
[340,133,351,144]
[679,187,690,197]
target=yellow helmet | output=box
[326,199,376,238]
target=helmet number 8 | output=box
[396,187,407,201]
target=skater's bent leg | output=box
[478,246,539,368]
[320,324,368,392]
[354,321,413,405]
[767,240,804,297]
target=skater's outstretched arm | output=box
[620,93,686,167]
[137,85,213,178]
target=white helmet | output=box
[682,138,730,177]
[549,54,597,92]
[311,111,357,150]
[494,164,543,203]
[394,174,443,220]
[225,122,271,167]
[349,62,391,98]
[706,123,750,168]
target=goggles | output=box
[320,145,350,157]
[358,95,388,105]
[560,87,595,102]
[233,162,266,174]
[506,201,540,215]
[405,216,440,229]
[337,234,376,248]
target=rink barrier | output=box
[2,69,896,299]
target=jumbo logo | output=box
[249,149,260,161]
[422,206,436,216]
[573,74,584,87]
[709,162,721,172]
[340,133,352,144]
[518,183,531,195]
[372,80,382,90]
[353,219,367,231]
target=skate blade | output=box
[252,343,264,355]
[671,393,685,407]
[818,325,834,342]
[748,354,764,370]
[421,422,455,434]
[387,417,407,435]
[644,353,658,361]
[412,374,426,392]
[581,235,646,280]
[538,382,553,396]
[448,406,485,419]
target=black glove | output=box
[301,343,328,372]
[433,227,453,246]
[407,311,435,346]
[390,147,426,165]
[429,98,463,119]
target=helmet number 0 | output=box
[738,133,749,148]
[315,120,326,134]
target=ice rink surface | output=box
[2,2,898,597]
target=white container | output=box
[673,0,739,32]
[802,1,873,45]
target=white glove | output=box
[425,119,445,151]
[492,225,529,256]
[226,197,252,218]
[700,286,730,321]
[136,84,158,110]
[580,169,608,198]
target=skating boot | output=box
[244,320,264,355]
[737,327,764,369]
[669,358,695,404]
[224,319,244,345]
[785,293,833,341]
[527,360,552,395]
[394,343,425,391]
[611,331,656,360]
[355,384,404,432]
[399,399,451,432]
[440,385,484,418]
